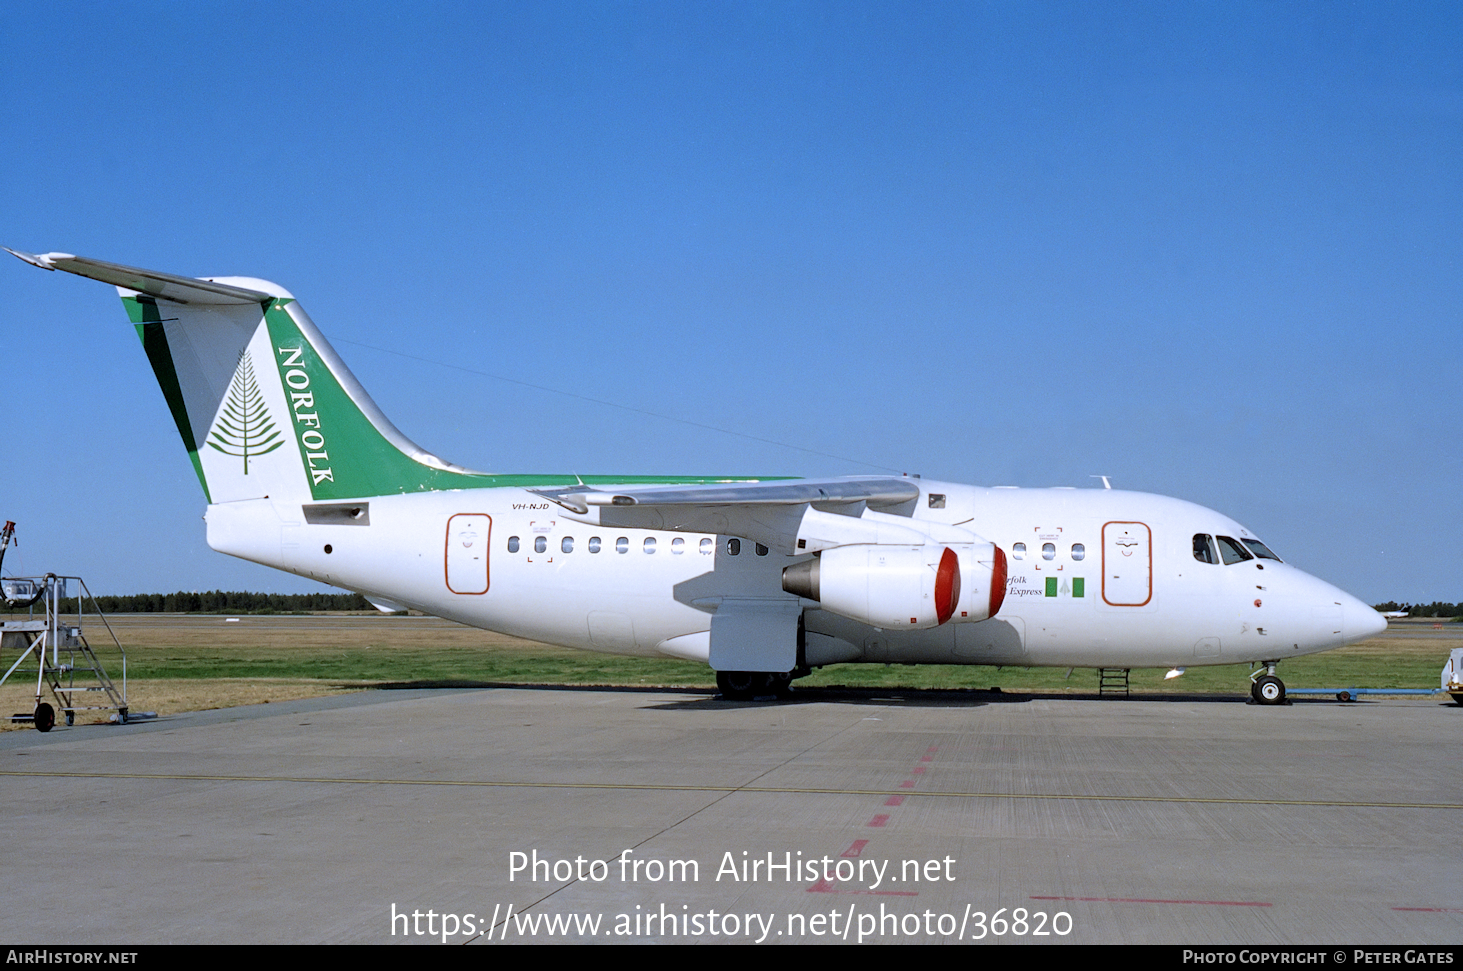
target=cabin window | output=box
[727,538,741,555]
[561,536,574,554]
[1012,542,1026,560]
[588,537,601,553]
[671,537,684,554]
[928,493,946,509]
[615,537,629,554]
[756,543,768,556]
[644,537,656,554]
[1071,543,1085,561]
[1193,534,1217,564]
[1215,535,1253,565]
[507,536,520,553]
[1042,543,1055,560]
[699,538,713,555]
[534,536,547,554]
[1242,539,1281,562]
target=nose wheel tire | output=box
[1252,675,1286,705]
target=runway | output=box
[0,685,1457,944]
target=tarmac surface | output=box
[0,684,1458,945]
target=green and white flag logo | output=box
[207,351,284,474]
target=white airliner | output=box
[9,249,1386,703]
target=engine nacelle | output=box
[948,542,1007,623]
[783,543,1007,630]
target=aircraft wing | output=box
[533,476,920,513]
[531,475,923,553]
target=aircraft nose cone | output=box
[1341,595,1387,644]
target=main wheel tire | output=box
[717,671,759,701]
[1255,675,1286,706]
[766,672,793,698]
[34,702,55,733]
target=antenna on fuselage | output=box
[1091,475,1112,490]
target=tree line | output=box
[6,590,1458,617]
[5,590,374,614]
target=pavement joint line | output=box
[1,770,1458,810]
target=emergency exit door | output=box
[1102,521,1151,606]
[445,514,491,594]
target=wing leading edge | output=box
[531,475,924,554]
[532,475,920,514]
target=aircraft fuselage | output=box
[205,481,1381,671]
[10,248,1384,694]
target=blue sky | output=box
[3,2,1458,603]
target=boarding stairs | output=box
[1097,667,1130,697]
[1,575,127,730]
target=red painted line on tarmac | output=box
[898,780,915,788]
[1031,895,1271,908]
[884,795,904,806]
[807,877,918,897]
[920,755,933,762]
[927,746,938,753]
[911,766,926,774]
[1393,906,1463,913]
[841,840,869,858]
[868,814,890,827]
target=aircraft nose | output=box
[1342,595,1387,643]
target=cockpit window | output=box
[1242,539,1281,561]
[1215,535,1254,565]
[1192,534,1217,564]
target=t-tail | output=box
[7,250,485,504]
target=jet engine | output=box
[782,542,1006,630]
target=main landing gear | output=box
[715,670,794,702]
[1249,663,1287,705]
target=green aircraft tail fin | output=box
[9,250,486,503]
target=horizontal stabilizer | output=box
[6,248,275,305]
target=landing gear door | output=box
[709,599,801,672]
[1102,521,1151,606]
[445,514,491,594]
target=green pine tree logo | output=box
[207,351,284,473]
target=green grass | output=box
[122,643,718,686]
[107,629,1451,695]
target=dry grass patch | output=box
[1,678,362,730]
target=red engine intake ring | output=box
[988,545,1008,618]
[934,546,960,625]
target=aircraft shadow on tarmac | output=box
[370,679,1270,709]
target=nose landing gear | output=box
[1249,663,1288,705]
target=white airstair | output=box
[1097,667,1130,697]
